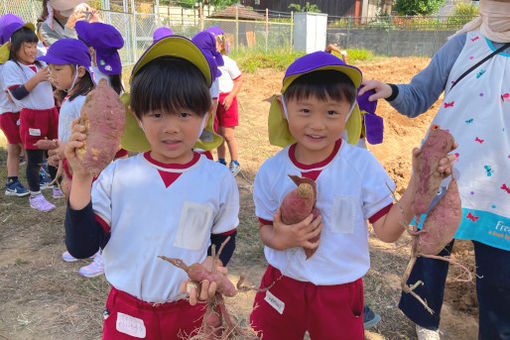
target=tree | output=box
[288,2,321,13]
[393,0,445,16]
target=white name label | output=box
[116,312,146,338]
[264,290,285,315]
[28,128,41,136]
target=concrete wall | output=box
[328,28,458,57]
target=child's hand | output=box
[34,67,50,83]
[272,208,322,250]
[222,94,234,110]
[48,141,65,166]
[359,79,392,101]
[179,257,228,306]
[64,118,90,179]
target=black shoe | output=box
[363,305,381,329]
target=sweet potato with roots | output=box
[76,80,125,177]
[396,128,472,314]
[280,175,321,259]
[159,238,257,340]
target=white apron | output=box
[424,30,510,251]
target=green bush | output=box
[394,0,445,16]
[448,3,478,26]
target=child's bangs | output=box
[130,56,211,119]
[11,27,38,44]
[284,70,356,104]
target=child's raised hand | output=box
[272,208,322,251]
[179,257,228,306]
[64,118,90,179]
[35,67,50,83]
[359,79,393,101]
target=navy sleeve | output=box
[388,33,467,118]
[208,231,237,266]
[65,201,110,259]
[10,85,29,100]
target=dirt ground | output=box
[0,57,478,339]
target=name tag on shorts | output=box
[264,290,285,315]
[28,128,41,136]
[116,312,146,338]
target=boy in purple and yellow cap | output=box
[249,51,456,339]
[63,36,239,339]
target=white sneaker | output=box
[416,325,440,340]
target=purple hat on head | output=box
[153,27,173,42]
[192,31,223,77]
[0,14,35,45]
[38,38,91,69]
[205,26,229,55]
[357,85,383,145]
[75,21,124,75]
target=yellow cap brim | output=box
[269,64,363,148]
[121,36,222,152]
[0,43,9,64]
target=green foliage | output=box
[393,0,445,16]
[288,2,321,13]
[447,2,478,26]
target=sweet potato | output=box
[34,139,59,150]
[412,128,456,215]
[280,175,320,259]
[416,178,462,256]
[76,80,125,177]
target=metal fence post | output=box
[290,11,294,51]
[265,8,268,54]
[156,0,160,27]
[347,16,351,49]
[386,15,392,56]
[199,2,204,31]
[235,5,239,55]
[131,0,137,63]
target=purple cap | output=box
[192,31,223,77]
[75,21,123,75]
[153,27,173,42]
[205,26,224,37]
[38,38,91,68]
[0,14,27,45]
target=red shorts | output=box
[0,112,21,144]
[103,287,206,340]
[215,92,239,129]
[19,107,58,149]
[250,265,364,340]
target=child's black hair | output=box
[55,66,95,102]
[9,27,42,68]
[107,74,124,95]
[130,56,211,119]
[284,70,356,105]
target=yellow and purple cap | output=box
[0,14,35,63]
[268,51,363,147]
[120,35,222,152]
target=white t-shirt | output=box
[218,55,241,94]
[253,140,395,285]
[3,61,54,110]
[0,64,21,114]
[93,152,239,302]
[58,95,86,142]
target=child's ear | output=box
[276,95,286,120]
[77,65,87,78]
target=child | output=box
[206,26,243,176]
[36,38,103,274]
[360,0,510,338]
[75,21,124,95]
[249,51,454,339]
[0,14,29,197]
[3,23,59,211]
[64,35,239,338]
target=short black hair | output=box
[284,70,356,104]
[130,56,211,119]
[69,67,95,101]
[9,27,41,67]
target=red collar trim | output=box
[143,151,201,170]
[289,139,342,170]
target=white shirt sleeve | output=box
[2,61,25,89]
[58,96,85,142]
[359,152,395,219]
[226,57,241,80]
[253,161,279,222]
[91,162,116,227]
[211,172,240,234]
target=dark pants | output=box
[399,240,510,340]
[25,149,57,192]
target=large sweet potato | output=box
[412,129,456,215]
[416,178,462,256]
[76,81,125,177]
[280,175,320,259]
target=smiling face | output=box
[284,94,352,164]
[17,41,37,65]
[48,64,74,90]
[140,109,207,164]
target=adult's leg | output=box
[474,241,510,340]
[398,240,455,330]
